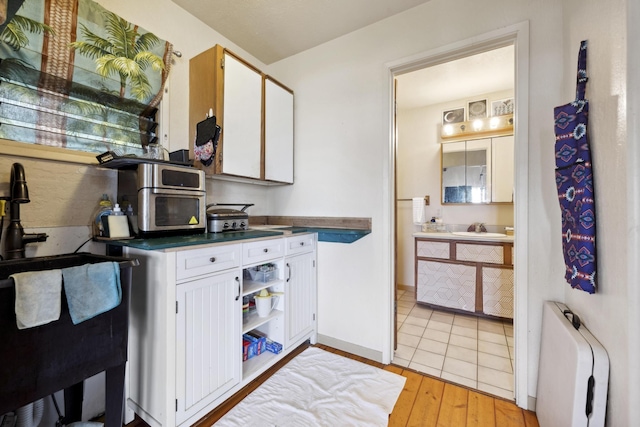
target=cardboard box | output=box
[245,331,266,354]
[246,330,282,354]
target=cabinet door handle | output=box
[209,257,216,263]
[263,248,268,253]
[235,276,240,300]
[299,242,304,246]
[286,263,291,282]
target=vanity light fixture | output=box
[443,124,454,136]
[440,113,514,141]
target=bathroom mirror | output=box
[441,136,514,204]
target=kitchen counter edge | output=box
[105,227,370,250]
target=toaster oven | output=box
[118,163,206,237]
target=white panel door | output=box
[492,135,515,202]
[222,53,262,178]
[285,251,316,346]
[264,78,294,183]
[175,270,241,424]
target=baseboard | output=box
[528,395,536,411]
[316,334,383,363]
[397,284,414,292]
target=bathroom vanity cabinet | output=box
[123,234,316,427]
[414,234,514,319]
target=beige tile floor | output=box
[394,289,515,400]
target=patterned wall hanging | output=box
[553,40,597,294]
[0,0,174,155]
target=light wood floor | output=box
[127,343,540,427]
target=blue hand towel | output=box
[62,261,121,325]
[11,269,63,329]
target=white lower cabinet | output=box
[285,251,316,347]
[175,270,241,425]
[124,234,317,427]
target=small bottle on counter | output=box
[125,204,139,236]
[92,193,113,238]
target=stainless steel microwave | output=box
[118,163,206,237]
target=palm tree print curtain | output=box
[0,0,173,155]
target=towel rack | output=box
[397,196,430,205]
[0,259,139,289]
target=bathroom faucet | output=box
[5,163,48,260]
[467,222,487,233]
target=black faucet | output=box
[5,163,48,260]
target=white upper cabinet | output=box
[265,77,294,183]
[221,53,262,179]
[189,45,294,184]
[491,135,514,203]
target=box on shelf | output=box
[242,333,264,361]
[244,264,278,282]
[242,339,252,361]
[249,330,282,354]
[245,331,266,354]
[265,339,283,354]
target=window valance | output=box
[0,0,173,156]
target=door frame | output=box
[384,21,530,408]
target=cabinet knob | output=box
[209,257,216,263]
[263,248,268,253]
[299,242,304,246]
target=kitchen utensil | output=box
[254,289,281,317]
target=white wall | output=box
[265,0,634,418]
[396,90,515,287]
[559,0,631,425]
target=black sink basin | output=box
[0,252,138,285]
[0,251,138,422]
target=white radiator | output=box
[536,301,609,427]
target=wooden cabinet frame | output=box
[189,45,294,184]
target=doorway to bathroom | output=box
[390,36,524,401]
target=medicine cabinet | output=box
[441,135,514,204]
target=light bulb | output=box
[473,119,483,131]
[443,124,453,136]
[490,117,500,129]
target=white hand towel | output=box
[412,197,425,224]
[12,269,62,329]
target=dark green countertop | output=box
[105,227,370,250]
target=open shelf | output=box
[242,309,283,334]
[242,349,279,380]
[242,279,284,297]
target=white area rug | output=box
[214,347,406,426]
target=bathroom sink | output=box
[451,231,508,238]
